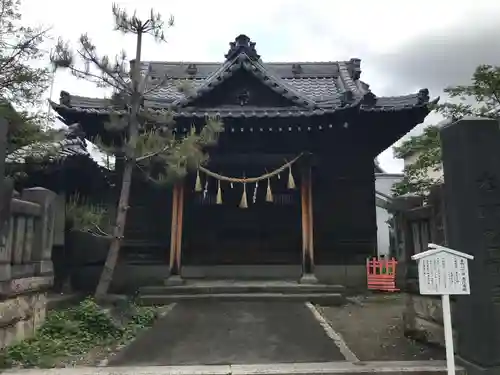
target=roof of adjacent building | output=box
[6,137,89,164]
[6,133,114,171]
[50,34,437,120]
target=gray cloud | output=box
[366,12,500,97]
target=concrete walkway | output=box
[108,301,345,366]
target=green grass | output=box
[0,297,160,368]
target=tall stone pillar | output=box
[21,188,56,278]
[0,117,6,182]
[0,117,12,284]
[440,117,500,375]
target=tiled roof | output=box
[6,136,116,175]
[6,137,88,164]
[50,34,438,120]
[6,137,89,164]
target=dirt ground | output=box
[317,293,446,361]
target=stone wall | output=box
[0,188,56,349]
[391,190,452,348]
[403,293,457,348]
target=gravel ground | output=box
[317,293,446,361]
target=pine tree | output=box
[51,4,223,299]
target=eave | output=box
[50,100,357,120]
[49,88,436,122]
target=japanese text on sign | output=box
[418,252,470,295]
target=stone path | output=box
[108,301,345,366]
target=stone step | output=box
[139,282,345,296]
[3,361,465,375]
[138,292,345,305]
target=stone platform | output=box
[138,280,346,305]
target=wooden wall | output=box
[181,165,302,266]
[121,170,173,262]
[313,151,377,265]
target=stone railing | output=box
[0,187,56,349]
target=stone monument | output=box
[440,117,500,375]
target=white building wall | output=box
[375,173,403,257]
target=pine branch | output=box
[0,28,50,72]
[75,34,130,91]
[50,37,129,93]
[112,3,174,41]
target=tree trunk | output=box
[94,159,134,299]
[94,30,143,300]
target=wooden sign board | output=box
[411,243,473,296]
[412,244,474,375]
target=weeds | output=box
[0,297,159,368]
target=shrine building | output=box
[50,34,436,288]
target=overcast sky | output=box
[20,0,500,172]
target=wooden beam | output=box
[375,196,390,210]
[207,153,319,166]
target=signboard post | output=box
[411,243,474,375]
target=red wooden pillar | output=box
[175,182,185,272]
[169,182,184,275]
[300,157,314,274]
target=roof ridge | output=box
[337,61,362,97]
[282,76,336,80]
[173,53,316,109]
[143,60,352,65]
[247,59,316,107]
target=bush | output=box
[0,297,159,368]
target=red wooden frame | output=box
[366,257,399,292]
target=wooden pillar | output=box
[300,155,314,274]
[169,181,185,276]
[300,172,309,271]
[175,182,184,272]
[168,184,179,274]
[307,166,314,269]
